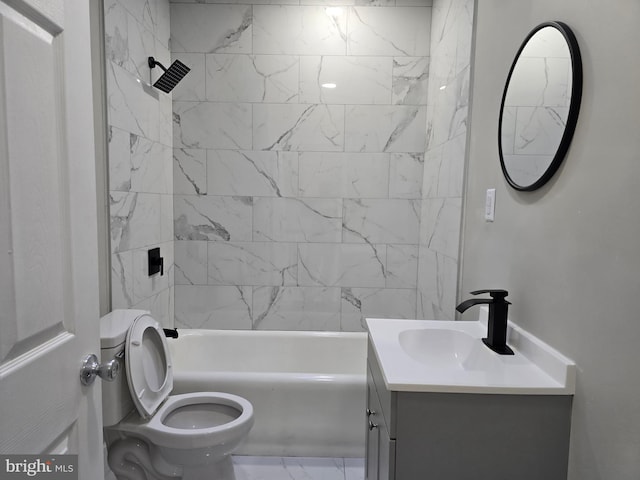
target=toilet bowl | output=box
[101,310,254,480]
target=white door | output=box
[0,0,104,478]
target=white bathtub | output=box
[167,329,367,458]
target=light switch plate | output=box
[485,188,496,221]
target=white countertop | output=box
[366,309,575,395]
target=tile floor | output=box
[233,456,365,480]
[106,455,364,479]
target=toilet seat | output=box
[125,313,173,418]
[133,392,254,449]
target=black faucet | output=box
[456,289,514,355]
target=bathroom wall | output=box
[417,0,473,320]
[461,2,640,479]
[170,2,433,330]
[105,0,175,327]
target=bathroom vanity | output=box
[365,316,575,480]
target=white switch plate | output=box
[485,188,496,221]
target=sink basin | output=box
[398,328,498,371]
[366,314,576,394]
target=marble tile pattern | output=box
[417,0,473,320]
[170,2,433,331]
[107,455,362,480]
[233,456,364,480]
[106,0,175,326]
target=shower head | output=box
[148,56,190,93]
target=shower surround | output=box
[171,4,432,331]
[106,0,175,327]
[104,0,473,331]
[417,0,473,320]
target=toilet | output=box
[101,309,254,480]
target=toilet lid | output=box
[125,313,173,419]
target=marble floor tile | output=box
[233,456,363,480]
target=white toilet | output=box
[101,309,254,480]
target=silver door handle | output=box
[80,353,119,386]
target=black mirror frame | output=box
[498,21,583,192]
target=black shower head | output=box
[148,56,190,94]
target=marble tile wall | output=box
[105,0,175,326]
[417,0,474,320]
[170,2,433,331]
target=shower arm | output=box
[148,57,167,73]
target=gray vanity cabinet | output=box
[366,364,395,480]
[366,339,573,480]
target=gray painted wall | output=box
[460,2,640,479]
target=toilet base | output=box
[108,436,237,480]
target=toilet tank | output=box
[100,309,148,427]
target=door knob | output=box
[80,353,119,386]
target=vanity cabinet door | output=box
[367,339,397,437]
[377,427,395,480]
[367,364,396,480]
[365,380,380,480]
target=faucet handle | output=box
[469,289,510,301]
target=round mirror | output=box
[498,21,582,191]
